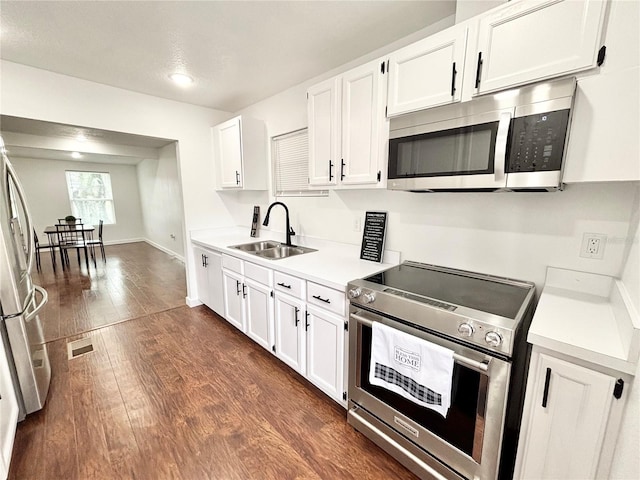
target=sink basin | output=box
[228,240,317,260]
[229,240,281,252]
[254,245,317,260]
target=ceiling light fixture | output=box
[71,152,82,159]
[76,134,88,142]
[169,73,194,87]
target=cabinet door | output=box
[216,117,243,188]
[193,246,212,308]
[307,77,340,187]
[476,0,607,94]
[245,278,273,351]
[274,294,305,374]
[340,59,387,186]
[305,306,344,402]
[222,269,245,332]
[205,251,224,316]
[387,25,468,116]
[0,333,19,480]
[517,354,616,479]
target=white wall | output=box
[137,143,185,259]
[11,156,145,243]
[0,60,233,299]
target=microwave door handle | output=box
[494,112,512,183]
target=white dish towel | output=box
[369,321,455,417]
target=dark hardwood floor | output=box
[11,242,417,479]
[33,242,187,343]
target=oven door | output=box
[387,109,512,191]
[348,307,511,480]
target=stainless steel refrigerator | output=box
[0,135,51,423]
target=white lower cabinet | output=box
[244,278,273,351]
[203,250,348,406]
[193,246,224,315]
[515,349,625,479]
[221,256,273,346]
[305,305,344,402]
[274,292,306,373]
[222,268,245,331]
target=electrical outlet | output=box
[580,233,607,259]
[353,218,362,232]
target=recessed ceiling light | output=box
[169,73,194,87]
[76,134,88,142]
[71,152,82,159]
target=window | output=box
[65,171,116,225]
[272,129,327,197]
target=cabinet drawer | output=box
[244,261,272,286]
[222,254,243,274]
[274,271,305,299]
[307,282,345,316]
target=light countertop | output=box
[528,267,640,374]
[191,227,400,291]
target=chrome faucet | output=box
[262,201,295,246]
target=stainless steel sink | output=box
[254,245,317,260]
[228,240,316,260]
[229,240,281,252]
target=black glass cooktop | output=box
[364,262,532,319]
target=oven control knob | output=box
[362,292,376,304]
[485,331,503,347]
[457,323,474,337]
[348,287,362,299]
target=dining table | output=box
[44,224,96,268]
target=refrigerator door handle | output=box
[5,154,35,274]
[24,285,48,321]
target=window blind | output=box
[272,129,327,197]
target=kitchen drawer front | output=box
[274,271,305,299]
[244,261,272,286]
[306,282,345,316]
[222,254,243,274]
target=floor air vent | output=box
[67,337,94,359]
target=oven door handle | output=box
[350,312,490,373]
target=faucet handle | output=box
[289,226,296,236]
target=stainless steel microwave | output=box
[387,78,576,192]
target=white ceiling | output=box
[0,1,456,112]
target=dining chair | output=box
[55,222,95,270]
[86,220,106,262]
[34,229,56,273]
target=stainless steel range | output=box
[347,261,536,480]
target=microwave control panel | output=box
[506,109,570,173]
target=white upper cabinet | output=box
[212,115,267,190]
[387,24,468,116]
[308,77,340,187]
[307,58,388,189]
[474,0,608,95]
[341,60,388,186]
